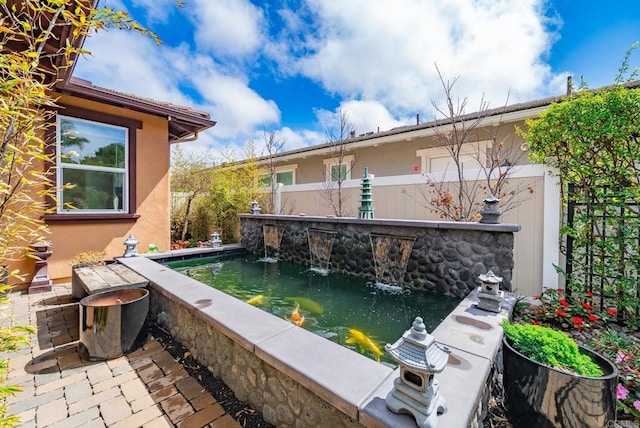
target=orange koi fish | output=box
[291,306,305,327]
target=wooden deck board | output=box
[72,263,149,298]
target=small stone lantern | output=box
[250,201,262,215]
[210,232,222,248]
[123,234,140,258]
[28,241,53,294]
[385,317,450,428]
[479,194,501,224]
[476,270,504,313]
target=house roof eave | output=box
[255,79,640,166]
[59,78,216,143]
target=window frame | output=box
[57,115,129,214]
[323,155,354,182]
[262,164,298,187]
[44,106,142,223]
[416,141,492,174]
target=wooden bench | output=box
[71,263,149,299]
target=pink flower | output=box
[412,164,420,172]
[616,350,632,364]
[634,400,640,411]
[617,384,629,400]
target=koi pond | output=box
[168,253,461,364]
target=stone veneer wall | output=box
[148,289,362,428]
[240,215,519,297]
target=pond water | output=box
[168,253,461,364]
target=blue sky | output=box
[75,0,640,159]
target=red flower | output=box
[559,299,569,308]
[572,316,583,325]
[555,309,567,317]
[607,308,617,317]
[582,302,592,310]
[412,164,420,172]
[532,321,541,325]
[588,315,598,322]
[558,289,564,294]
[585,291,594,297]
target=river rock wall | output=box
[240,215,518,298]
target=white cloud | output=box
[129,0,177,23]
[293,0,563,119]
[76,31,191,105]
[278,127,324,150]
[337,100,408,135]
[76,29,280,142]
[190,0,264,58]
[75,0,569,161]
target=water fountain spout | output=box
[307,228,337,276]
[260,225,284,263]
[369,233,415,291]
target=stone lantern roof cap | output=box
[478,270,503,284]
[385,317,450,372]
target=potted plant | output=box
[501,320,618,427]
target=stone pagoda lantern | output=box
[385,317,450,428]
[358,167,375,219]
[479,194,501,224]
[210,232,222,248]
[123,234,140,257]
[477,270,504,313]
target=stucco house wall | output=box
[43,95,171,283]
[9,89,214,289]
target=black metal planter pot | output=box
[503,337,618,428]
[78,288,150,361]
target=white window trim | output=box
[323,155,354,181]
[416,140,492,174]
[56,115,129,214]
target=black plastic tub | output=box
[78,288,149,360]
[503,337,618,428]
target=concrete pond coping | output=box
[239,213,521,233]
[118,249,514,427]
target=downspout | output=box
[168,115,201,143]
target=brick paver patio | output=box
[1,284,243,428]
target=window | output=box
[330,164,347,181]
[323,155,354,181]
[275,171,293,185]
[57,115,128,213]
[416,141,491,173]
[261,164,297,186]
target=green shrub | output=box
[502,321,603,377]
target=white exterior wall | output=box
[277,164,559,297]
